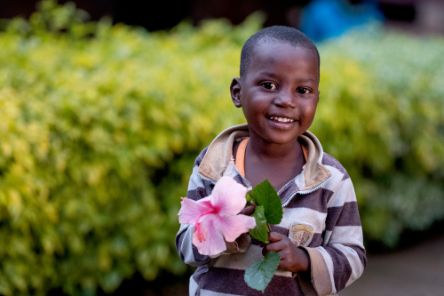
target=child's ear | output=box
[230,78,242,108]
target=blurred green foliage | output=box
[0,0,443,294]
[315,29,444,247]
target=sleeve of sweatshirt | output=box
[302,171,367,295]
[175,148,213,267]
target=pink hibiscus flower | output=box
[178,176,256,256]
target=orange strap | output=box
[302,145,308,162]
[235,138,249,177]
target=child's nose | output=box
[273,90,296,108]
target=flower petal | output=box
[178,196,212,225]
[211,176,248,216]
[216,214,256,242]
[192,214,227,255]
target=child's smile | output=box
[266,113,297,131]
[231,40,320,149]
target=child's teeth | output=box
[271,116,293,123]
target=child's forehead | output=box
[251,40,318,66]
[244,39,320,81]
[240,34,320,79]
[253,38,312,57]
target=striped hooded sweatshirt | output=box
[176,125,366,295]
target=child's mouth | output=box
[268,115,295,123]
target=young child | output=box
[176,25,366,295]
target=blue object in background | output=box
[300,0,383,43]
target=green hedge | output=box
[315,29,444,247]
[0,1,255,294]
[0,0,443,294]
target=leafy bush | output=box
[314,29,444,246]
[0,1,257,294]
[0,0,443,294]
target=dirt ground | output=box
[342,234,444,296]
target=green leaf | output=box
[249,205,269,243]
[244,252,280,292]
[247,180,283,224]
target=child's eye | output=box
[261,82,277,90]
[296,87,312,94]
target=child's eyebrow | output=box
[296,78,317,83]
[254,72,318,83]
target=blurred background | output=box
[2,0,444,34]
[0,0,443,295]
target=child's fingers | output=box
[265,242,285,254]
[268,231,285,242]
[239,204,256,215]
[265,235,307,273]
[265,233,288,253]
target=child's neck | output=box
[244,138,305,190]
[248,137,300,159]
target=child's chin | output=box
[265,133,301,145]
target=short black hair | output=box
[240,26,320,77]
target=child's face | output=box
[231,40,319,146]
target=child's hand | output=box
[265,232,310,273]
[239,203,256,216]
